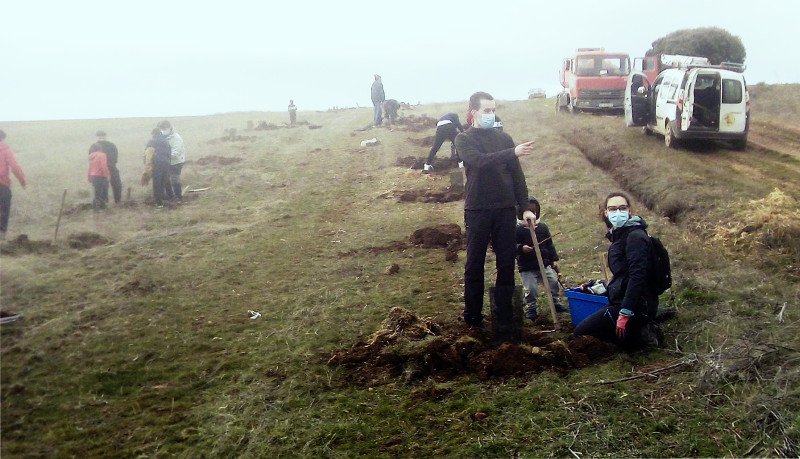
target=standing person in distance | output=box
[158,120,186,203]
[574,192,662,348]
[0,129,27,240]
[88,143,111,210]
[371,74,385,127]
[423,112,464,173]
[288,99,297,127]
[95,130,122,204]
[146,128,173,208]
[455,91,535,338]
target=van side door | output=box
[624,71,651,126]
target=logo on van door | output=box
[723,113,736,126]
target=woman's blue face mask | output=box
[607,209,629,227]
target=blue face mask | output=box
[479,113,496,129]
[607,210,629,228]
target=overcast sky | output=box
[3,0,798,121]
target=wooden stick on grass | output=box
[53,189,67,244]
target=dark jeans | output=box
[574,295,658,349]
[109,166,122,203]
[90,176,109,209]
[169,163,183,200]
[463,207,518,326]
[426,123,459,165]
[0,184,11,233]
[152,161,170,205]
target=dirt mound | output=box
[328,307,611,385]
[409,223,461,248]
[0,235,55,256]
[192,155,244,166]
[378,188,463,203]
[410,135,436,147]
[67,232,111,249]
[338,225,464,261]
[393,115,437,133]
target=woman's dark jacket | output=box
[606,216,658,317]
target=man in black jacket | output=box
[95,130,122,204]
[455,91,534,337]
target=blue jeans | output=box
[373,102,383,126]
[519,267,563,318]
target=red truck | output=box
[557,48,631,113]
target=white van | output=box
[624,60,749,150]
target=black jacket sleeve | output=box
[620,229,650,313]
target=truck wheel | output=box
[664,122,678,149]
[731,136,747,151]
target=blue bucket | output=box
[564,287,609,326]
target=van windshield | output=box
[722,79,743,103]
[576,56,630,76]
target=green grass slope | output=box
[2,94,798,457]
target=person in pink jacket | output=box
[0,130,27,240]
[88,143,111,210]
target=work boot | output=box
[554,302,568,313]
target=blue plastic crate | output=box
[564,287,609,326]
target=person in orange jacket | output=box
[0,129,27,240]
[88,143,111,210]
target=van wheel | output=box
[731,136,747,151]
[664,122,678,149]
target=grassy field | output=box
[1,88,799,457]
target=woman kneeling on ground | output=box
[574,191,661,349]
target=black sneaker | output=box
[554,303,569,313]
[640,322,662,348]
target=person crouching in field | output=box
[146,128,173,208]
[516,196,568,321]
[574,192,662,348]
[88,143,110,210]
[0,129,27,240]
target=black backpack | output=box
[647,235,672,295]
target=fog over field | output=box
[3,0,798,121]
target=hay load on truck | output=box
[556,47,631,113]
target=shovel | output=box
[527,218,560,330]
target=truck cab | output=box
[624,56,749,150]
[557,48,631,113]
